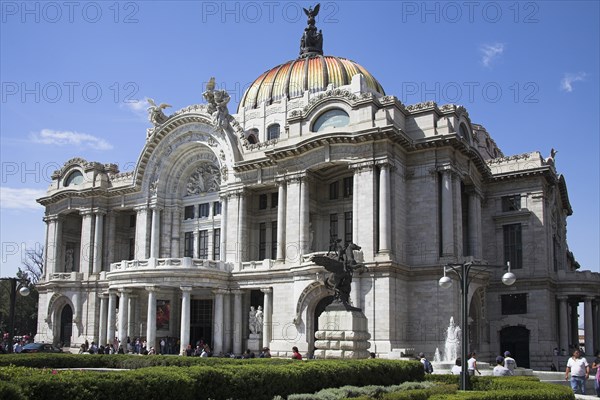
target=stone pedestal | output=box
[247,333,262,353]
[314,308,371,359]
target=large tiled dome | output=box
[238,54,385,111]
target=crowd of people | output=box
[0,331,33,353]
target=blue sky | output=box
[1,1,598,278]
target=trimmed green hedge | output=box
[0,358,424,400]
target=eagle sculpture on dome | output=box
[147,98,171,126]
[300,3,323,57]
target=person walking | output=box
[467,352,481,376]
[591,350,600,397]
[493,356,511,376]
[503,351,517,375]
[418,352,434,374]
[565,349,590,395]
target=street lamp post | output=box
[2,277,31,353]
[439,260,516,391]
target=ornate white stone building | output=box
[36,13,599,368]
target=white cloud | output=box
[122,98,148,112]
[560,72,587,92]
[30,129,113,150]
[480,43,505,67]
[0,187,46,210]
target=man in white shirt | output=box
[503,351,516,374]
[493,356,511,376]
[565,349,590,395]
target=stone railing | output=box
[48,272,83,281]
[110,257,233,273]
[240,259,274,271]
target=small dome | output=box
[238,54,385,112]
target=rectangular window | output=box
[343,176,353,198]
[184,205,195,220]
[184,232,194,257]
[330,214,339,242]
[271,192,278,208]
[198,230,208,259]
[259,194,268,210]
[329,181,339,200]
[502,195,521,212]
[129,214,136,227]
[128,238,135,260]
[271,221,277,260]
[259,223,266,260]
[199,203,210,218]
[213,201,222,216]
[213,228,221,260]
[501,293,527,315]
[503,223,523,269]
[344,211,353,243]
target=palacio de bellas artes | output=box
[34,4,599,369]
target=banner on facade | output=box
[156,300,170,330]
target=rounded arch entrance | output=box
[59,304,73,347]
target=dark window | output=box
[502,195,521,212]
[329,181,339,200]
[267,124,280,140]
[213,201,222,216]
[344,211,353,243]
[259,223,266,260]
[129,214,136,227]
[198,230,208,259]
[184,232,194,257]
[259,194,268,210]
[271,221,277,260]
[343,176,353,198]
[128,238,135,260]
[247,128,259,144]
[501,293,527,315]
[503,224,523,269]
[330,214,338,242]
[271,192,278,208]
[184,205,195,220]
[213,228,221,260]
[199,203,210,218]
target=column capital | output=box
[79,208,95,216]
[231,289,244,295]
[149,203,164,211]
[557,295,569,301]
[118,288,132,295]
[98,292,109,299]
[180,286,193,292]
[213,288,229,295]
[260,287,273,294]
[285,171,309,183]
[133,205,149,212]
[349,160,375,172]
[584,296,595,302]
[146,285,159,292]
[375,158,394,169]
[43,214,63,223]
[92,208,107,216]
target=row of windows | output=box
[183,229,221,260]
[329,176,353,200]
[330,212,353,244]
[184,202,222,220]
[247,124,280,144]
[258,221,278,260]
[258,193,278,210]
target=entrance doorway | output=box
[190,299,213,349]
[500,326,530,368]
[59,305,73,347]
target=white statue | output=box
[249,306,257,335]
[203,77,231,131]
[443,316,461,363]
[147,98,171,126]
[255,306,263,334]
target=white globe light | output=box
[438,276,452,289]
[502,272,516,286]
[19,286,31,297]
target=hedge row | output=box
[0,359,424,400]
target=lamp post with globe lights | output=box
[439,260,516,390]
[1,277,31,353]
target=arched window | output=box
[459,123,471,144]
[64,170,83,187]
[312,109,349,132]
[246,128,259,144]
[267,123,280,140]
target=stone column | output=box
[171,207,181,258]
[179,286,192,355]
[106,213,117,267]
[146,287,157,350]
[98,293,108,346]
[594,300,600,355]
[584,297,594,354]
[220,197,227,261]
[118,289,130,349]
[351,277,361,310]
[261,288,272,350]
[238,192,247,262]
[80,209,94,273]
[193,230,200,259]
[276,181,286,260]
[107,291,117,346]
[150,207,161,258]
[127,295,137,338]
[352,169,359,241]
[378,163,391,253]
[468,192,482,259]
[570,302,579,349]
[299,176,310,256]
[213,289,225,354]
[440,169,454,256]
[134,206,149,260]
[558,296,569,353]
[223,290,232,353]
[93,211,105,273]
[353,163,376,257]
[44,215,62,277]
[232,290,243,355]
